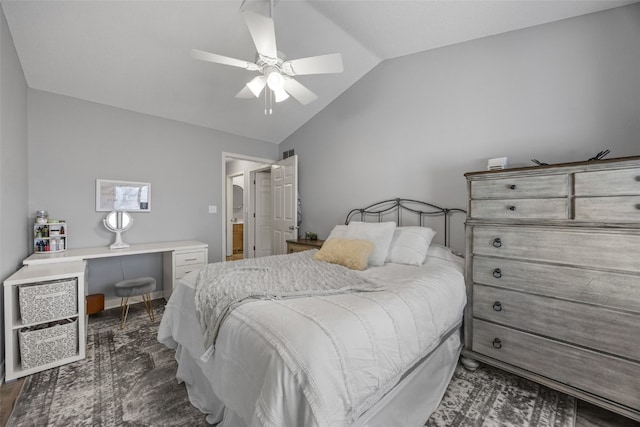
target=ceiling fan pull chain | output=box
[269,88,273,115]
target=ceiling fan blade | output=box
[242,11,277,60]
[191,49,258,71]
[281,53,343,76]
[283,77,317,105]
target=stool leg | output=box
[142,293,155,322]
[120,297,130,329]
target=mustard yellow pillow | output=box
[313,238,375,271]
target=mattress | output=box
[158,244,466,427]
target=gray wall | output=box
[0,5,29,379]
[28,90,278,296]
[280,4,640,252]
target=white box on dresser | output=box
[462,156,640,422]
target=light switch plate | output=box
[208,205,217,214]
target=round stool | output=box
[114,277,156,329]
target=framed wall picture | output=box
[96,179,151,212]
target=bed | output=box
[158,199,467,427]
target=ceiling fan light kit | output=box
[191,3,343,114]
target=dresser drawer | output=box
[473,319,640,411]
[575,167,640,196]
[472,256,640,313]
[574,196,640,222]
[470,174,567,199]
[473,285,640,361]
[472,226,640,272]
[470,198,567,220]
[175,251,206,266]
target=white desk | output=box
[23,240,209,301]
[4,240,208,381]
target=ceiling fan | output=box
[191,6,343,113]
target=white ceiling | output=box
[2,0,637,144]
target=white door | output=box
[225,177,233,257]
[254,171,272,258]
[271,155,298,255]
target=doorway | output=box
[222,153,273,261]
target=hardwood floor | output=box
[0,378,24,427]
[1,375,637,426]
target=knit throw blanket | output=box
[194,250,384,351]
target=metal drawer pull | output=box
[509,184,517,190]
[492,238,502,248]
[508,205,516,211]
[493,301,503,311]
[492,338,502,349]
[492,268,502,278]
[184,258,198,262]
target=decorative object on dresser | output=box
[286,237,324,253]
[462,155,640,422]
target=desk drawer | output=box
[175,264,203,279]
[473,285,640,360]
[473,319,640,411]
[175,251,206,266]
[472,226,640,272]
[574,196,640,222]
[470,198,566,220]
[470,175,567,199]
[575,167,640,196]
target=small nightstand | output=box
[286,238,325,253]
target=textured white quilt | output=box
[194,250,384,351]
[159,251,466,427]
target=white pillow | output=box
[426,243,463,263]
[326,224,348,241]
[386,226,436,266]
[346,221,396,266]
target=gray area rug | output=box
[8,302,576,427]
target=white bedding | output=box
[158,245,466,427]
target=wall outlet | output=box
[208,205,217,214]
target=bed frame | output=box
[345,198,466,247]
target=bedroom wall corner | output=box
[0,3,29,381]
[279,3,640,253]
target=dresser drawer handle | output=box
[492,338,502,349]
[183,258,198,262]
[492,238,502,248]
[508,184,517,190]
[492,268,502,278]
[508,205,516,211]
[492,301,503,311]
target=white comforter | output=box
[158,248,466,427]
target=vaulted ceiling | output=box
[2,0,636,143]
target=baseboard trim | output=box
[104,290,165,310]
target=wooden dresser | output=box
[462,156,640,422]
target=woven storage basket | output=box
[19,319,78,370]
[19,278,77,324]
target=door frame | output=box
[221,152,275,262]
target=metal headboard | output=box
[344,198,466,247]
